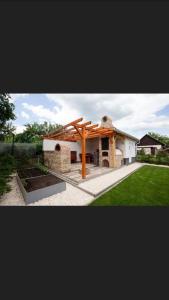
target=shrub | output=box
[136,153,169,165]
[35,143,42,155]
[0,154,16,171]
[140,148,145,155]
[35,163,48,174]
[0,154,16,197]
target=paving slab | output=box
[78,162,143,197]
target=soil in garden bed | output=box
[18,167,47,179]
[24,174,64,192]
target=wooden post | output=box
[82,127,86,179]
[112,135,116,167]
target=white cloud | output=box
[45,94,169,137]
[14,125,25,134]
[10,94,29,102]
[19,94,169,138]
[22,102,80,125]
[21,111,30,120]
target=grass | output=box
[90,165,169,206]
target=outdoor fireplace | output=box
[102,159,109,167]
[44,143,71,173]
[102,151,108,157]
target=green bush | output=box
[0,154,16,171]
[136,153,169,165]
[35,143,42,155]
[0,177,11,196]
[35,162,48,174]
[0,154,16,196]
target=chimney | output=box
[101,115,113,129]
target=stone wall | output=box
[44,144,71,173]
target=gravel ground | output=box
[0,175,94,206]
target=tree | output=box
[0,94,16,140]
[148,132,169,147]
[15,121,62,143]
[2,122,16,142]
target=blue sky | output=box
[10,94,169,139]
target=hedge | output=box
[136,154,169,165]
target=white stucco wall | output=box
[124,138,136,162]
[44,137,136,164]
[116,138,125,154]
[137,145,162,150]
[43,138,99,162]
[43,139,82,161]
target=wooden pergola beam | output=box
[76,121,91,128]
[86,124,99,130]
[48,130,114,140]
[43,127,76,139]
[86,129,113,136]
[63,117,83,129]
[86,133,113,139]
[43,118,83,139]
[73,125,82,138]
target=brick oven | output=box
[44,143,71,173]
[99,116,115,168]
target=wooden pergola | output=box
[43,118,115,179]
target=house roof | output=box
[113,128,139,142]
[42,117,139,142]
[137,134,165,146]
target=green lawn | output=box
[90,165,169,206]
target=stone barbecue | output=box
[44,143,71,173]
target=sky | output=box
[10,94,169,139]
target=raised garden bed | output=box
[16,167,66,204]
[17,167,45,179]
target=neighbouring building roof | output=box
[137,134,165,146]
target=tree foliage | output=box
[148,132,169,147]
[0,94,16,139]
[15,121,62,143]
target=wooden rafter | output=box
[63,117,83,128]
[86,124,99,130]
[73,125,82,138]
[75,121,91,128]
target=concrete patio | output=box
[52,163,115,184]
